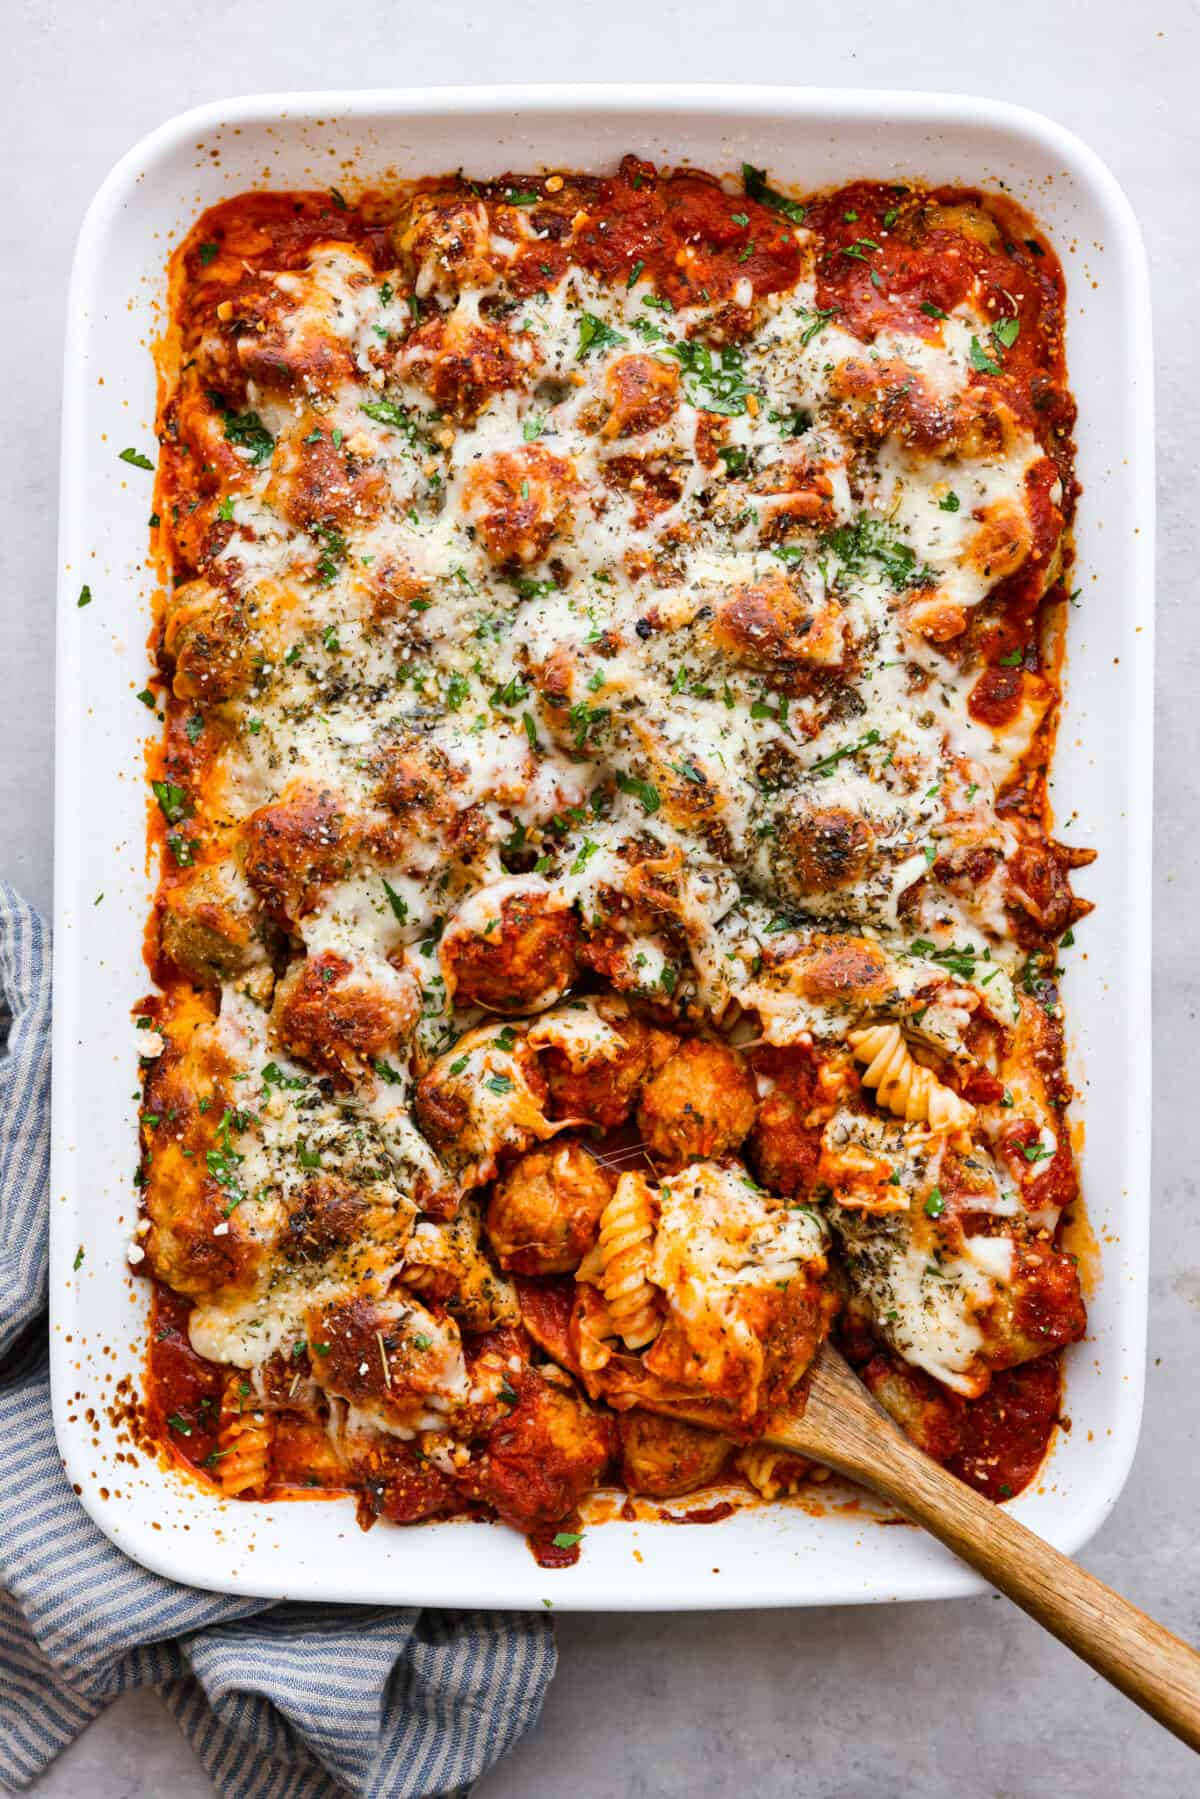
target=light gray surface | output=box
[4,3,1195,1795]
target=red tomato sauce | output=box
[146,1284,224,1476]
[946,1356,1063,1501]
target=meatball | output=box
[748,1044,836,1197]
[403,312,533,420]
[271,950,418,1082]
[240,787,359,926]
[859,1353,962,1463]
[617,1410,732,1498]
[396,192,500,297]
[779,807,875,896]
[307,1293,469,1435]
[161,580,257,705]
[540,1010,677,1129]
[636,1039,757,1170]
[414,1022,558,1188]
[487,1140,614,1275]
[345,1430,461,1527]
[709,572,844,682]
[442,892,579,1014]
[266,423,387,534]
[461,444,578,564]
[140,1021,264,1301]
[465,1365,615,1534]
[159,858,273,999]
[602,353,680,439]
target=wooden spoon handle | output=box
[772,1407,1200,1753]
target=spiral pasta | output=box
[736,1443,813,1501]
[847,1023,974,1131]
[591,1172,662,1350]
[214,1371,273,1498]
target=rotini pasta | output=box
[214,1372,273,1499]
[736,1444,814,1502]
[590,1172,662,1351]
[847,1024,974,1132]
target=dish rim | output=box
[51,84,1155,1608]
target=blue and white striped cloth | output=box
[0,882,556,1796]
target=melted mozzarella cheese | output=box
[170,182,1072,1400]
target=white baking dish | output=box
[51,86,1154,1609]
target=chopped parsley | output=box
[577,313,628,359]
[119,447,155,470]
[741,163,806,224]
[218,406,275,466]
[151,779,189,824]
[615,771,661,815]
[661,339,753,417]
[807,728,881,778]
[382,878,409,924]
[968,335,1003,376]
[361,398,419,437]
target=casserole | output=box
[52,86,1154,1607]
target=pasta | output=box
[137,156,1092,1560]
[735,1444,818,1502]
[590,1173,662,1351]
[847,1024,974,1132]
[214,1373,273,1499]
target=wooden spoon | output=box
[656,1342,1200,1752]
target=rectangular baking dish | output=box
[51,85,1154,1608]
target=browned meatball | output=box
[240,787,359,926]
[859,1353,962,1464]
[617,1411,732,1498]
[602,354,680,439]
[486,1140,614,1275]
[463,1364,616,1535]
[396,192,501,294]
[271,950,417,1082]
[405,313,533,421]
[161,580,257,705]
[541,1013,677,1129]
[636,1038,757,1170]
[158,858,272,997]
[442,893,579,1014]
[709,572,842,684]
[461,444,577,563]
[779,806,874,895]
[268,424,387,534]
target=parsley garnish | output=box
[741,163,806,223]
[382,878,409,924]
[361,398,418,437]
[615,771,661,815]
[807,728,881,778]
[662,339,753,417]
[969,335,1003,376]
[151,779,188,824]
[577,313,628,358]
[219,407,275,466]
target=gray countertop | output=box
[5,4,1196,1794]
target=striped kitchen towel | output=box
[0,881,556,1797]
